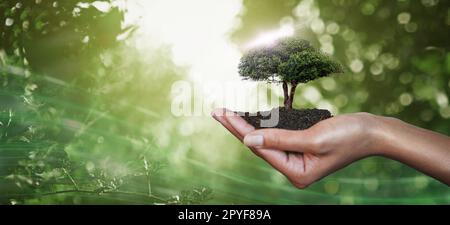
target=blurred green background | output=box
[0,0,449,204]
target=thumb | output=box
[243,129,316,153]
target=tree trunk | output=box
[287,82,298,109]
[282,81,289,108]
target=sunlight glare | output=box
[125,0,283,111]
[244,24,295,49]
[126,0,242,83]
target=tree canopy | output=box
[238,37,343,84]
[239,36,343,108]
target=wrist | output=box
[368,114,401,157]
[347,113,388,157]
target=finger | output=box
[224,113,306,176]
[218,110,266,157]
[225,111,255,136]
[243,129,315,153]
[256,151,322,187]
[221,111,275,158]
[212,109,289,167]
[211,108,244,140]
[213,109,305,178]
[255,149,303,178]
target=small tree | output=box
[238,37,343,109]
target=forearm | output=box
[373,116,450,185]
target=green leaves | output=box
[238,47,280,81]
[238,36,343,84]
[168,187,213,205]
[279,50,343,83]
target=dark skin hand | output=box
[212,108,450,188]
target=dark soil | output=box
[237,107,332,130]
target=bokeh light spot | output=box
[326,22,340,35]
[399,93,413,106]
[439,106,450,119]
[397,12,411,24]
[303,86,322,103]
[436,92,448,108]
[405,22,418,32]
[421,0,440,7]
[414,176,429,189]
[311,18,325,34]
[370,62,384,75]
[321,78,336,91]
[420,110,434,122]
[324,180,340,195]
[334,94,349,107]
[364,178,379,192]
[361,3,375,15]
[350,59,364,73]
[5,18,14,26]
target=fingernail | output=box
[244,135,264,147]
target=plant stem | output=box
[146,172,152,196]
[62,168,79,191]
[143,156,152,196]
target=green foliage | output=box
[0,1,212,205]
[239,37,343,84]
[0,1,128,203]
[168,187,213,205]
[1,0,125,71]
[239,37,343,108]
[238,47,280,81]
[279,49,343,83]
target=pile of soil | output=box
[238,107,332,130]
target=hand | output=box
[212,108,382,188]
[212,108,450,188]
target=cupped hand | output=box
[211,108,385,189]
